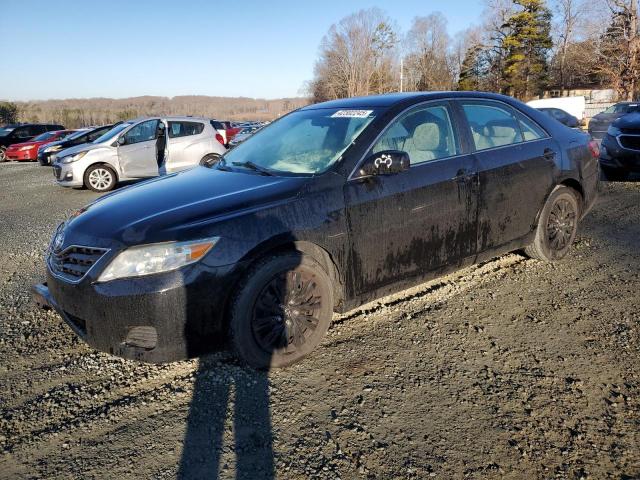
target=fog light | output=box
[124,326,157,349]
[65,172,73,180]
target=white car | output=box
[53,117,226,192]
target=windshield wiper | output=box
[232,161,274,176]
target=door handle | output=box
[454,168,473,183]
[543,148,556,161]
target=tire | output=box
[230,252,333,369]
[199,153,221,167]
[0,147,6,163]
[83,164,117,192]
[525,186,581,262]
[601,165,629,181]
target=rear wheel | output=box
[84,164,116,192]
[230,253,333,369]
[199,153,221,167]
[525,186,580,262]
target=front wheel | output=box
[84,164,117,192]
[0,147,6,162]
[525,186,581,262]
[230,253,334,369]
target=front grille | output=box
[49,246,108,282]
[53,165,62,179]
[619,135,640,151]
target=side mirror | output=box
[358,150,410,177]
[117,136,126,146]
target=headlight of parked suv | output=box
[607,125,622,136]
[44,145,62,153]
[60,151,88,164]
[97,238,219,282]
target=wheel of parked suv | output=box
[0,147,6,162]
[84,164,116,192]
[525,185,581,262]
[230,252,333,369]
[601,166,629,182]
[200,153,221,167]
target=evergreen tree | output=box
[457,44,485,91]
[503,0,553,99]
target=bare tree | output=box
[310,8,399,102]
[403,13,456,91]
[552,0,585,90]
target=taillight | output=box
[215,133,224,145]
[588,139,600,159]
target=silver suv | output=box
[52,117,226,192]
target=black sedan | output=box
[537,107,580,128]
[33,92,599,368]
[588,101,640,141]
[37,123,119,166]
[599,111,640,180]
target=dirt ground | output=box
[0,162,638,479]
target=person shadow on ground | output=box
[177,356,274,480]
[177,218,303,479]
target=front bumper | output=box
[600,134,640,172]
[33,262,241,363]
[53,162,83,187]
[6,149,36,161]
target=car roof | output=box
[301,91,519,110]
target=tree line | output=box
[309,0,640,102]
[0,96,309,128]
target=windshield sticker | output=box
[331,110,373,118]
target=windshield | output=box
[92,122,132,144]
[605,103,640,114]
[0,127,15,137]
[32,131,59,142]
[221,108,378,174]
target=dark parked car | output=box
[37,123,120,166]
[588,101,640,140]
[33,92,599,368]
[599,111,640,180]
[537,107,580,128]
[0,123,65,162]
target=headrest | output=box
[413,122,442,151]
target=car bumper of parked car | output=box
[33,262,241,363]
[6,149,36,161]
[52,162,84,187]
[38,152,54,166]
[599,134,640,172]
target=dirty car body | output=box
[34,92,599,364]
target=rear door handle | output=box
[454,168,475,183]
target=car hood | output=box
[612,112,640,129]
[8,141,38,149]
[55,142,105,159]
[590,112,621,126]
[64,167,309,247]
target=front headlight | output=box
[97,237,219,282]
[60,150,88,164]
[607,125,621,136]
[19,146,33,151]
[45,145,62,153]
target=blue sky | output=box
[0,0,484,101]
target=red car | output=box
[5,130,75,161]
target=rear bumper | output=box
[600,134,640,172]
[33,261,242,363]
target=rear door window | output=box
[461,102,524,151]
[168,121,205,138]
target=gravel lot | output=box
[0,162,639,479]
